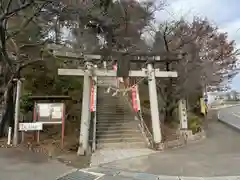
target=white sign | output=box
[19,122,43,131]
[38,104,51,117]
[37,103,64,121]
[51,105,63,119]
[179,99,188,129]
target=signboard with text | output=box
[33,102,65,148]
[19,122,43,131]
[36,103,64,123]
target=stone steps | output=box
[97,120,133,123]
[97,116,135,120]
[97,134,142,140]
[96,128,140,133]
[96,136,145,143]
[96,141,147,149]
[96,84,146,149]
[96,126,137,131]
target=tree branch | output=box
[0,0,34,21]
[6,0,13,13]
[7,2,49,40]
[0,21,14,72]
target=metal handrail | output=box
[124,88,154,148]
[135,109,154,148]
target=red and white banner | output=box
[113,63,117,71]
[131,85,141,112]
[113,63,121,87]
[132,85,138,112]
[135,85,141,112]
[90,78,97,112]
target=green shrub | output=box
[188,114,202,134]
[20,93,34,114]
[142,100,150,108]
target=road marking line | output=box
[232,113,240,118]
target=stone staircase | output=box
[96,87,147,149]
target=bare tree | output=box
[0,0,52,136]
[152,18,239,122]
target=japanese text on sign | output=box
[36,103,64,123]
[19,122,43,131]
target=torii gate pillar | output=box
[147,63,162,146]
[77,65,91,155]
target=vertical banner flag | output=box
[113,63,117,71]
[200,98,206,115]
[135,85,141,111]
[90,79,96,112]
[113,63,120,87]
[131,86,138,112]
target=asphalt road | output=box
[218,105,240,129]
[0,148,73,180]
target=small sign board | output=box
[19,122,43,131]
[36,103,64,123]
[51,104,63,119]
[33,102,65,148]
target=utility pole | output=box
[13,78,23,146]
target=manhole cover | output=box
[57,170,101,180]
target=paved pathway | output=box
[0,148,73,180]
[91,148,155,166]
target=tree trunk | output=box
[164,61,173,123]
[0,84,15,137]
[165,104,175,123]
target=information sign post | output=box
[31,103,66,148]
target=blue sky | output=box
[155,0,240,90]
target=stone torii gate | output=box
[49,45,179,155]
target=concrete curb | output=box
[210,104,240,110]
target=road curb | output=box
[210,104,240,110]
[218,117,240,132]
[217,106,240,132]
